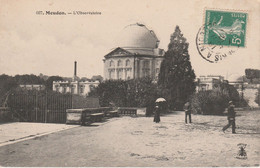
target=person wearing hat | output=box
[183,102,192,123]
[222,101,236,134]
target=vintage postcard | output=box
[0,0,259,167]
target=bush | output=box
[221,83,248,107]
[89,78,160,113]
[191,90,229,115]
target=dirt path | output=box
[0,110,259,167]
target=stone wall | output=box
[243,88,259,107]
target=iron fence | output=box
[8,91,72,123]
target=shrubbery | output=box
[191,85,248,115]
[191,90,229,115]
[88,77,160,115]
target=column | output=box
[139,60,143,78]
[149,59,153,78]
[134,59,139,79]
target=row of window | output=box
[109,69,132,80]
[55,85,95,94]
[56,87,84,94]
[109,59,162,68]
[109,59,131,67]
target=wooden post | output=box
[36,91,38,122]
[45,90,48,123]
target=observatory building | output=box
[103,23,165,81]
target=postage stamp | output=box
[204,10,247,47]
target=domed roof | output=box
[116,23,159,49]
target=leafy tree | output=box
[245,69,260,83]
[45,76,64,90]
[91,75,103,82]
[89,77,159,112]
[0,74,18,106]
[220,82,248,107]
[14,74,44,85]
[89,80,127,107]
[191,90,229,115]
[80,77,90,82]
[125,77,159,107]
[158,26,196,109]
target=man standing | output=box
[184,102,192,123]
[222,101,236,134]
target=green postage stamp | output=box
[204,10,247,47]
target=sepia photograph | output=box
[0,0,259,167]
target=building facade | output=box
[53,80,99,96]
[53,61,99,96]
[196,75,225,92]
[19,84,45,91]
[103,23,165,81]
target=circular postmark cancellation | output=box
[196,25,237,63]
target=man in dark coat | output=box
[222,101,236,134]
[184,102,192,123]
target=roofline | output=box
[105,54,165,59]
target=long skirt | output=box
[153,112,160,123]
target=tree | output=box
[88,77,159,111]
[91,75,103,82]
[245,69,260,83]
[0,74,18,106]
[191,90,229,115]
[158,26,196,109]
[89,80,127,107]
[45,76,63,90]
[14,74,44,85]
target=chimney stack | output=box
[74,61,77,76]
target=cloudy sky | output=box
[0,0,259,80]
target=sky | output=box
[0,0,259,81]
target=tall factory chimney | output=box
[74,61,77,76]
[72,61,79,82]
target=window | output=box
[80,85,84,94]
[109,60,114,67]
[117,60,122,67]
[125,68,132,80]
[89,85,95,92]
[118,69,123,79]
[109,70,115,79]
[156,61,161,66]
[63,87,66,93]
[126,60,130,67]
[71,87,75,94]
[143,60,150,77]
[55,85,59,92]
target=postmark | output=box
[204,10,247,47]
[196,25,237,63]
